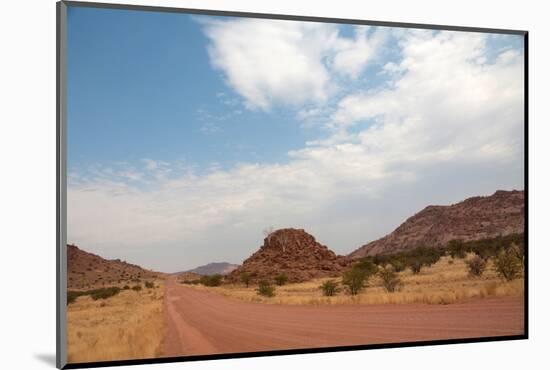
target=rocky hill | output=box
[179,262,240,276]
[349,190,525,259]
[67,244,162,290]
[227,228,349,283]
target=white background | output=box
[1,0,548,369]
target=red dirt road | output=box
[161,278,524,357]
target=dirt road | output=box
[161,278,524,357]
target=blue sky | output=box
[67,6,524,272]
[68,8,319,173]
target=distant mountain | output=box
[179,262,240,276]
[176,271,202,282]
[349,190,525,259]
[67,244,162,290]
[227,228,349,283]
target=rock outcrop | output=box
[228,228,349,283]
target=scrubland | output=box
[67,280,165,364]
[187,256,524,305]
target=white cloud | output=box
[202,19,383,111]
[332,30,524,166]
[331,26,387,78]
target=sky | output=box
[66,6,525,273]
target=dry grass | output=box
[67,280,165,364]
[189,256,524,305]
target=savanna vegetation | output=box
[256,280,276,297]
[199,274,223,287]
[186,234,524,306]
[67,287,122,305]
[274,273,289,286]
[67,280,165,363]
[240,272,252,287]
[319,280,339,296]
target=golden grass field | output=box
[67,280,165,364]
[187,255,524,305]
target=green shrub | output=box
[389,259,406,272]
[342,268,368,295]
[90,287,121,300]
[132,285,142,291]
[378,266,403,292]
[353,259,379,276]
[240,272,252,287]
[67,291,87,305]
[182,279,200,285]
[466,255,487,277]
[144,281,155,289]
[67,286,121,304]
[256,280,276,297]
[122,285,130,290]
[200,274,223,287]
[274,274,289,286]
[493,249,523,281]
[410,246,443,267]
[319,280,339,296]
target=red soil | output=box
[161,278,524,357]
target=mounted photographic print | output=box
[56,1,528,368]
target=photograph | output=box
[63,3,525,366]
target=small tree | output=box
[256,280,276,297]
[389,259,406,272]
[354,259,379,276]
[378,266,402,292]
[319,280,339,296]
[493,249,523,281]
[144,281,155,289]
[466,255,487,277]
[342,268,368,295]
[274,273,289,286]
[409,260,423,274]
[90,287,121,300]
[448,239,467,259]
[472,246,497,261]
[240,272,252,288]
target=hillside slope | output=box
[67,244,162,289]
[349,190,525,258]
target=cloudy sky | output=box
[67,7,524,272]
